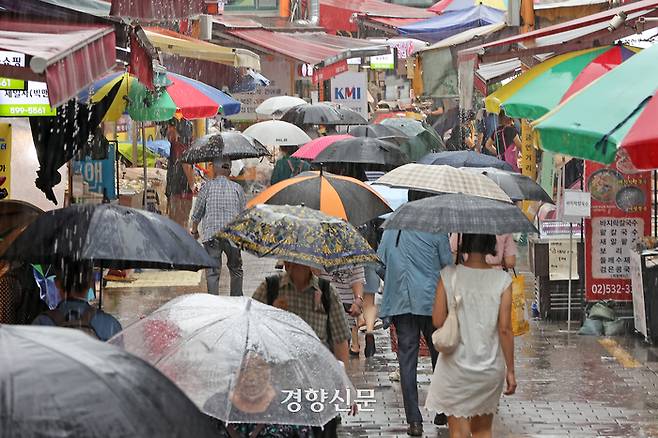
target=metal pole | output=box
[567,222,573,333]
[98,261,103,310]
[142,123,148,208]
[654,170,657,237]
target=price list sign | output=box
[584,161,651,301]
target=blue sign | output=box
[73,146,116,199]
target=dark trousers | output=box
[392,314,438,424]
[203,238,243,296]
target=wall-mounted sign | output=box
[331,71,368,118]
[0,51,26,91]
[0,123,11,200]
[370,53,395,70]
[298,63,314,78]
[0,82,56,117]
[312,60,348,85]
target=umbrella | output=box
[348,124,410,144]
[256,96,307,116]
[379,117,432,137]
[366,182,409,219]
[419,150,514,170]
[291,134,352,160]
[80,72,241,121]
[383,194,537,234]
[247,171,391,225]
[280,104,343,126]
[486,45,639,121]
[0,200,42,256]
[217,204,379,272]
[181,132,270,163]
[375,163,512,203]
[2,204,217,270]
[243,120,311,147]
[0,325,216,438]
[334,106,368,125]
[313,137,409,166]
[109,294,354,426]
[533,42,658,168]
[462,167,554,203]
[399,130,446,162]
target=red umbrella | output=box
[291,134,352,160]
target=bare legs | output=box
[447,414,494,438]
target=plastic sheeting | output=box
[0,325,216,438]
[398,6,505,43]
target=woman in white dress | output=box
[426,234,517,438]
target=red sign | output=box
[312,60,348,85]
[584,160,651,301]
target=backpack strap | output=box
[44,309,66,326]
[318,278,333,350]
[266,275,280,305]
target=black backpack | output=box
[265,274,334,349]
[43,307,100,339]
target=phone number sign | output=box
[584,161,651,301]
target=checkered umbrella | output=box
[374,163,512,203]
[461,167,554,203]
[382,194,537,234]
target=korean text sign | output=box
[584,161,651,301]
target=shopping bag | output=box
[511,273,530,336]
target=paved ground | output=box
[105,251,658,437]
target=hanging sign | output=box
[520,120,536,179]
[0,123,10,200]
[312,60,348,85]
[0,51,26,91]
[331,71,368,118]
[549,239,579,281]
[0,81,56,117]
[72,146,117,199]
[584,161,651,301]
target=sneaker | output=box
[407,422,423,436]
[434,413,448,426]
[389,368,400,382]
[364,333,376,358]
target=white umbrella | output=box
[243,120,311,147]
[256,96,306,116]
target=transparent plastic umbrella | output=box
[109,294,355,426]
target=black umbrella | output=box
[280,104,343,126]
[348,124,409,144]
[334,107,368,125]
[181,132,270,163]
[2,204,217,270]
[419,151,513,171]
[383,194,537,235]
[0,325,216,438]
[313,137,409,166]
[463,167,554,203]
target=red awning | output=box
[110,0,205,21]
[363,17,427,28]
[0,19,116,107]
[320,0,434,33]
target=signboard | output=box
[312,60,348,85]
[0,51,26,91]
[584,161,651,301]
[0,82,56,117]
[520,120,536,179]
[539,220,582,239]
[330,71,368,118]
[629,251,647,338]
[549,239,579,280]
[0,123,10,200]
[560,189,591,223]
[72,146,116,199]
[229,58,290,121]
[370,53,395,70]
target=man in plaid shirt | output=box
[191,158,246,296]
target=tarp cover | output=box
[399,6,505,42]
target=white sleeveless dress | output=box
[425,265,512,418]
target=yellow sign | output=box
[520,119,536,180]
[0,122,10,200]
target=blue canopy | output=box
[398,6,505,43]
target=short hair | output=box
[212,157,231,170]
[459,234,497,257]
[55,260,95,294]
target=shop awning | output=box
[225,30,389,66]
[362,17,427,30]
[110,0,205,21]
[144,27,261,71]
[320,0,435,33]
[0,19,116,108]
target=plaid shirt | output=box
[252,272,351,349]
[191,176,246,242]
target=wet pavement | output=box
[104,252,658,437]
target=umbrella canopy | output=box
[379,117,430,137]
[462,167,554,203]
[419,150,514,170]
[0,200,42,256]
[280,104,343,126]
[291,134,353,160]
[533,42,658,168]
[375,163,512,202]
[247,171,391,225]
[429,0,507,12]
[256,96,307,116]
[313,137,409,166]
[1,325,216,438]
[243,120,312,147]
[217,204,379,272]
[383,194,537,234]
[2,204,217,270]
[80,72,241,121]
[181,132,269,163]
[109,294,354,426]
[366,182,409,219]
[334,107,368,125]
[348,124,410,144]
[399,130,446,162]
[486,45,639,120]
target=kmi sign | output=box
[331,71,367,118]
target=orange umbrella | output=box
[248,171,391,226]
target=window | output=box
[225,0,278,10]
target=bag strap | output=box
[44,309,66,325]
[318,278,333,348]
[266,275,280,305]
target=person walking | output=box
[270,145,311,185]
[378,226,453,436]
[426,234,516,438]
[484,112,521,172]
[165,119,196,228]
[190,158,246,296]
[450,233,517,270]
